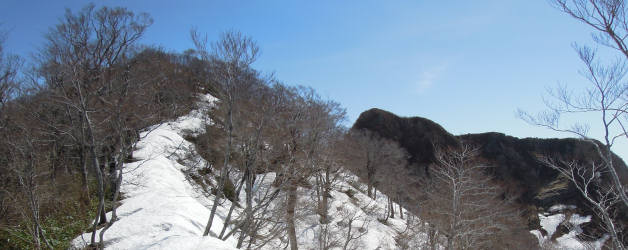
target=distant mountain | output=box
[352,108,628,242]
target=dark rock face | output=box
[352,108,459,174]
[459,133,598,207]
[352,108,628,232]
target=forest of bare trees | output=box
[185,37,350,247]
[0,5,205,249]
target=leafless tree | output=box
[230,83,305,249]
[336,203,370,250]
[300,97,346,226]
[316,218,341,250]
[520,0,628,209]
[215,73,275,243]
[3,113,52,250]
[278,86,317,250]
[39,4,151,247]
[519,0,628,247]
[373,148,409,222]
[96,52,165,249]
[394,214,430,250]
[260,85,345,250]
[344,129,408,199]
[552,0,628,59]
[232,80,290,248]
[0,29,19,113]
[192,29,260,237]
[420,144,522,250]
[192,80,291,249]
[313,133,345,224]
[0,30,20,225]
[540,156,624,249]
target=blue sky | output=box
[2,1,627,160]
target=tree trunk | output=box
[446,235,454,250]
[99,139,127,249]
[219,175,245,239]
[88,146,105,246]
[602,145,628,208]
[21,153,52,250]
[204,102,233,236]
[99,202,107,225]
[320,167,331,223]
[390,198,395,218]
[79,146,90,207]
[342,218,353,250]
[366,157,373,198]
[286,181,298,250]
[84,111,105,246]
[236,167,254,247]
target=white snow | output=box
[531,205,606,250]
[539,213,565,237]
[548,204,577,213]
[71,95,240,249]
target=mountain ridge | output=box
[351,108,628,242]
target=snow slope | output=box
[71,96,416,249]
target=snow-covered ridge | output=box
[71,96,416,249]
[71,96,607,250]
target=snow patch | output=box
[531,204,604,250]
[548,204,577,213]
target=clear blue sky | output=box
[2,0,627,160]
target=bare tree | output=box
[96,51,165,249]
[192,29,260,237]
[278,87,316,250]
[40,4,151,247]
[313,133,345,224]
[552,0,628,59]
[521,0,628,209]
[301,97,346,225]
[195,81,293,249]
[214,73,275,243]
[230,83,298,249]
[539,156,625,249]
[0,29,19,113]
[259,85,346,250]
[3,111,53,250]
[420,145,522,250]
[232,79,289,247]
[344,129,407,199]
[519,0,628,247]
[0,31,20,225]
[337,203,370,250]
[372,147,409,222]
